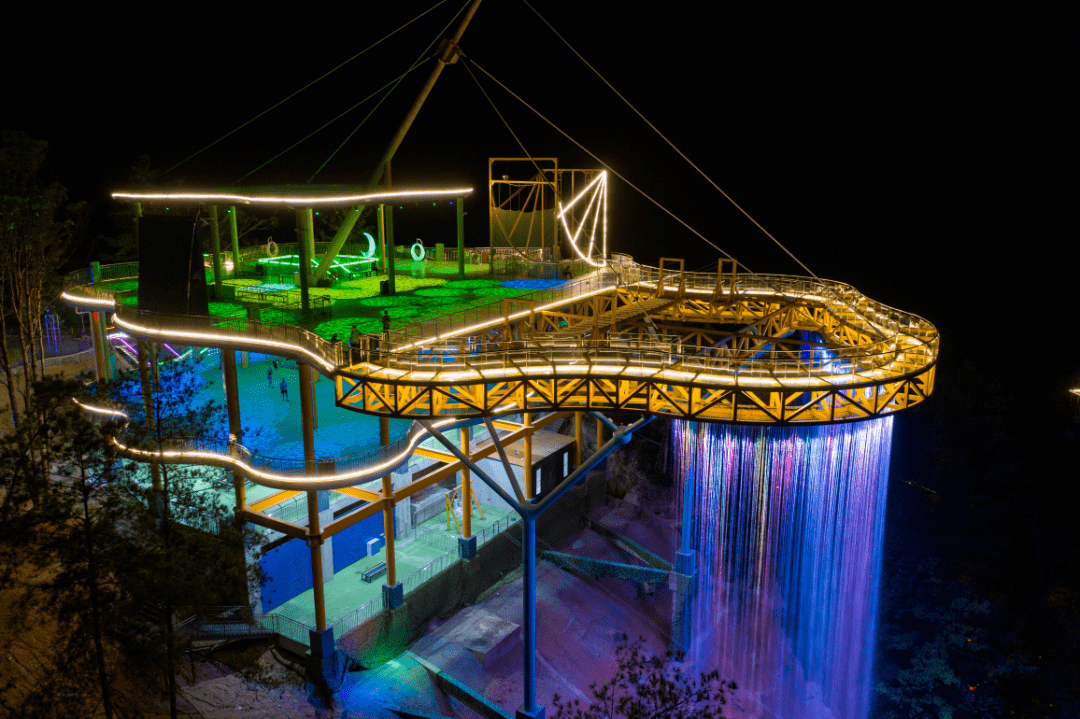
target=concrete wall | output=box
[337,468,608,667]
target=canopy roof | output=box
[112,184,473,208]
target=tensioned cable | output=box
[465,58,895,349]
[233,59,436,185]
[160,0,452,178]
[461,59,551,263]
[308,0,474,183]
[519,0,823,285]
[465,58,752,272]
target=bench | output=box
[361,562,388,583]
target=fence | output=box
[329,597,379,637]
[400,546,459,596]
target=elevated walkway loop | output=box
[62,254,937,538]
[63,257,938,430]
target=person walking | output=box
[267,366,273,387]
[280,377,289,402]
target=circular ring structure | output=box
[266,239,279,257]
[361,232,376,258]
[410,241,425,262]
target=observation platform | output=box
[64,255,938,429]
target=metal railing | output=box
[180,605,310,646]
[400,546,459,596]
[330,598,379,637]
[63,259,938,393]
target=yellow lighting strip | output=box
[61,291,117,309]
[112,314,337,373]
[394,284,614,351]
[556,172,608,267]
[74,387,539,491]
[111,188,473,206]
[73,398,461,491]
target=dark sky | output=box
[3,0,1075,386]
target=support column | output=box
[307,490,327,631]
[222,350,246,514]
[228,205,240,268]
[573,412,583,469]
[524,412,534,500]
[596,417,604,455]
[295,207,313,312]
[459,426,477,558]
[89,311,107,382]
[456,196,465,280]
[313,205,362,281]
[309,365,319,429]
[380,416,403,609]
[517,515,543,719]
[209,205,224,298]
[136,340,163,494]
[298,364,326,631]
[673,475,697,655]
[385,197,396,294]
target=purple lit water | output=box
[673,418,892,719]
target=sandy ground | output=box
[176,486,684,718]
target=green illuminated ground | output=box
[268,504,515,628]
[96,266,543,339]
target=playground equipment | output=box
[445,482,485,534]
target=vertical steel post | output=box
[296,208,313,312]
[524,412,533,499]
[100,312,113,380]
[308,490,327,632]
[521,515,539,717]
[299,364,326,631]
[313,205,362,281]
[456,196,465,280]
[209,205,224,298]
[228,205,240,268]
[574,411,583,468]
[461,427,472,538]
[222,349,245,513]
[380,417,396,586]
[89,311,106,382]
[378,204,388,276]
[385,203,396,295]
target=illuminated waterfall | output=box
[673,417,892,719]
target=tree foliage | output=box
[0,358,261,718]
[551,638,735,719]
[0,131,84,425]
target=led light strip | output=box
[113,314,337,373]
[74,390,539,491]
[394,284,614,351]
[61,291,116,309]
[556,172,608,268]
[112,188,473,206]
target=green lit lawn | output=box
[97,268,542,340]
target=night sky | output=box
[3,0,1077,711]
[4,1,1073,385]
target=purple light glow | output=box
[673,417,892,719]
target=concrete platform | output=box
[435,606,520,669]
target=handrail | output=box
[61,258,938,393]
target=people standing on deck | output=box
[267,366,273,387]
[280,377,289,401]
[349,325,361,363]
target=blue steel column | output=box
[518,515,542,719]
[673,468,697,655]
